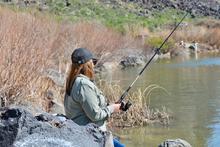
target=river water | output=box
[106,54,220,147]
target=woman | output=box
[64,48,121,132]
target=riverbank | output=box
[0,107,192,147]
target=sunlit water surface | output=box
[101,55,220,147]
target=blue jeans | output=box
[113,138,125,147]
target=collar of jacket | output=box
[77,74,94,83]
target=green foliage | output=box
[147,36,175,54]
[2,0,192,33]
[43,0,191,33]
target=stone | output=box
[120,55,145,68]
[158,139,192,147]
[0,107,109,147]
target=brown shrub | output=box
[0,7,60,109]
[173,25,220,48]
[0,7,140,111]
[208,28,220,48]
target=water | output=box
[107,55,220,147]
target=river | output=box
[104,54,220,147]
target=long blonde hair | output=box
[65,61,94,95]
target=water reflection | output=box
[170,57,220,67]
[207,108,220,146]
[105,55,220,147]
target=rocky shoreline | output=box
[107,42,220,69]
[1,0,220,19]
[115,0,220,18]
[0,107,192,147]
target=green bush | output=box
[147,36,175,54]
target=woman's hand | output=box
[112,103,121,113]
[108,103,121,114]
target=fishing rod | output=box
[118,12,189,111]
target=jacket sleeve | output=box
[78,84,113,122]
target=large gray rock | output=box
[120,55,145,68]
[0,107,108,147]
[158,139,192,147]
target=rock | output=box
[171,41,200,58]
[120,0,220,19]
[158,139,192,147]
[158,52,171,59]
[170,48,190,58]
[43,68,65,87]
[182,41,198,53]
[120,55,145,68]
[0,107,109,147]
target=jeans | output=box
[113,138,125,147]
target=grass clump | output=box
[97,80,172,128]
[147,36,175,54]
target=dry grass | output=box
[97,80,172,128]
[0,7,140,111]
[0,8,58,108]
[172,24,220,49]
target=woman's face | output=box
[89,59,95,69]
[90,58,98,67]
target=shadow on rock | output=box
[0,108,21,147]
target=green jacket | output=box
[64,74,114,129]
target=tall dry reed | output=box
[97,80,171,128]
[0,7,140,111]
[0,8,59,107]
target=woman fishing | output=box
[64,48,124,147]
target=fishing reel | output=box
[154,48,161,55]
[120,100,132,111]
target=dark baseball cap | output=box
[71,48,96,64]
